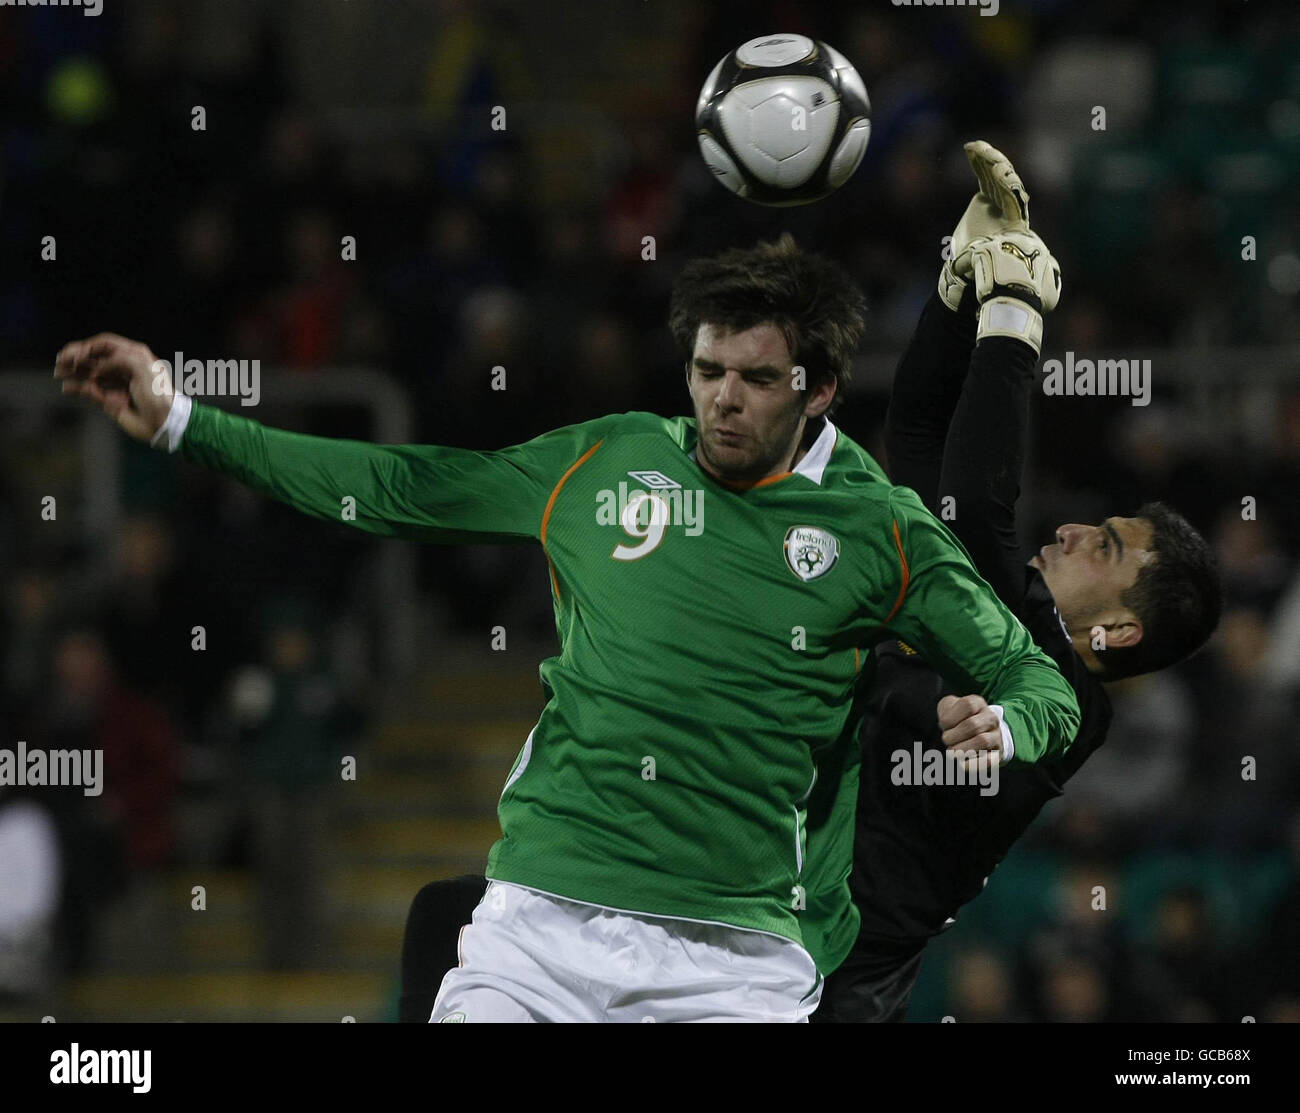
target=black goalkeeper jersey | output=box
[846,289,1114,945]
[848,570,1112,942]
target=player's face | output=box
[1031,517,1155,629]
[687,322,832,483]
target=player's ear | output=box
[803,374,836,419]
[1103,618,1143,650]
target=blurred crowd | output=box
[1,0,1298,1019]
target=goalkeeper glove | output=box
[938,140,1031,313]
[957,228,1061,355]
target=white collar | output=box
[792,418,837,486]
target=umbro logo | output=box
[627,470,681,490]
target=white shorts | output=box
[429,880,822,1023]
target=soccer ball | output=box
[696,33,871,206]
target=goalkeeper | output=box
[56,218,1081,1022]
[811,141,1222,1021]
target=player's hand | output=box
[938,140,1031,312]
[959,228,1061,310]
[937,694,1004,773]
[954,227,1061,355]
[54,333,174,443]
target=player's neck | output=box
[1072,635,1109,676]
[1055,602,1111,677]
[695,415,824,487]
[698,454,792,488]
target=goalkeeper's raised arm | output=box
[55,332,605,545]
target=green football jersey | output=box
[178,404,1080,974]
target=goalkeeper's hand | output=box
[938,140,1031,312]
[957,228,1061,355]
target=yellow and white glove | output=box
[938,140,1031,312]
[940,140,1061,355]
[958,228,1061,355]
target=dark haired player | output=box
[55,229,1080,1021]
[812,141,1222,1021]
[394,142,1220,1024]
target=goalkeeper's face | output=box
[687,322,833,484]
[1030,517,1155,649]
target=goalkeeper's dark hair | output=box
[668,234,866,416]
[1097,502,1222,680]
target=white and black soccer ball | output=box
[696,33,871,206]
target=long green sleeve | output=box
[179,403,615,544]
[883,485,1080,764]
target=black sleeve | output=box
[937,333,1039,614]
[883,288,978,513]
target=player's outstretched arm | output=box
[936,150,1060,611]
[887,143,1062,613]
[881,292,975,511]
[936,314,1040,613]
[56,332,607,545]
[884,141,1031,509]
[882,486,1080,766]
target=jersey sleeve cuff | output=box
[149,392,193,453]
[988,703,1015,763]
